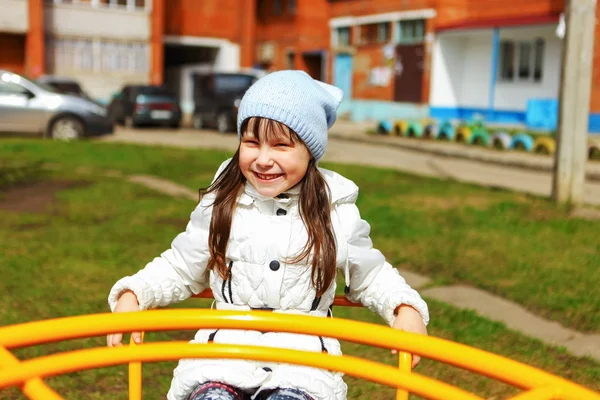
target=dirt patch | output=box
[156,217,189,229]
[0,180,91,213]
[405,195,496,210]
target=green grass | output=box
[1,139,599,398]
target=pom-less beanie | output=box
[237,70,344,161]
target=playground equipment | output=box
[1,289,599,400]
[510,133,535,152]
[468,128,491,147]
[533,137,557,155]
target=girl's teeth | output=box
[257,173,280,180]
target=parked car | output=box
[0,70,113,140]
[107,85,182,128]
[192,72,257,133]
[36,75,95,102]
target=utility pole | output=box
[552,0,597,205]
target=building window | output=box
[397,19,425,43]
[48,37,148,74]
[360,23,389,45]
[336,27,351,46]
[498,38,544,83]
[288,0,296,15]
[286,51,295,69]
[46,0,149,10]
[273,0,282,15]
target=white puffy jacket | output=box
[108,160,429,400]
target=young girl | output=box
[107,70,429,400]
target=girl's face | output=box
[239,118,311,198]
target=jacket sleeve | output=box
[336,201,429,327]
[108,195,214,312]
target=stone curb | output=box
[328,132,600,183]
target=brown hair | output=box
[201,117,337,297]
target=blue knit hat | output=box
[237,70,344,161]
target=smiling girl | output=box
[107,70,429,400]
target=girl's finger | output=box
[412,355,421,368]
[132,332,142,344]
[109,333,123,347]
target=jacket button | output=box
[276,208,287,216]
[269,260,280,271]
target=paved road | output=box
[102,126,600,206]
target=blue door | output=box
[334,54,353,102]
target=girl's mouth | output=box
[254,172,284,181]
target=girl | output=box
[107,70,429,400]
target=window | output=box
[288,0,296,15]
[397,19,425,43]
[360,23,389,45]
[286,51,295,69]
[273,0,282,15]
[337,27,351,46]
[0,81,28,96]
[498,38,544,83]
[48,37,148,74]
[533,39,544,81]
[46,0,148,10]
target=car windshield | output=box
[48,82,84,96]
[137,86,173,96]
[214,75,256,93]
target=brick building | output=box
[1,0,599,131]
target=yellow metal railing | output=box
[1,309,600,400]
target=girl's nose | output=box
[255,146,274,167]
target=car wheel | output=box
[216,112,231,133]
[192,114,204,129]
[169,121,181,129]
[50,117,85,141]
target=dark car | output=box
[107,85,182,128]
[36,76,95,101]
[192,73,257,133]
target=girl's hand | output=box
[391,304,428,368]
[107,290,141,347]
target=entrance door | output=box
[334,53,353,100]
[394,44,424,103]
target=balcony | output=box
[0,0,29,34]
[44,1,151,41]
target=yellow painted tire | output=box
[455,126,472,143]
[589,144,600,160]
[533,137,556,155]
[393,120,409,137]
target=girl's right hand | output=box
[107,290,141,347]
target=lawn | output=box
[1,138,599,399]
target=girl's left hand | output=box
[391,304,428,368]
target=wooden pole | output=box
[552,0,597,205]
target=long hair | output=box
[201,117,337,297]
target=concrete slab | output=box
[422,285,600,361]
[128,175,198,201]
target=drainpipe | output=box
[488,28,500,121]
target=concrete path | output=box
[120,172,600,362]
[101,125,600,206]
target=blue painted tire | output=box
[407,122,424,138]
[423,123,440,139]
[510,133,535,152]
[377,120,393,135]
[469,128,491,146]
[437,121,455,141]
[491,132,512,150]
